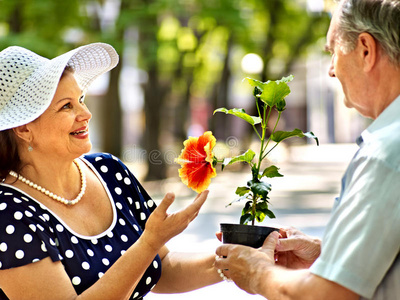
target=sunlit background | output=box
[0,0,369,182]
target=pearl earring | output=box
[28,145,33,152]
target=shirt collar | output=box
[359,94,400,146]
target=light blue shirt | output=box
[310,95,400,299]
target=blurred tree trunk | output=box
[102,60,123,156]
[138,13,168,180]
[210,35,233,140]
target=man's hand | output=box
[215,231,280,295]
[275,227,321,269]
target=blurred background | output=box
[0,0,369,182]
[1,1,372,299]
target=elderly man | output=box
[215,0,400,299]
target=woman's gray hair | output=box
[336,0,400,66]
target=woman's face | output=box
[28,71,92,159]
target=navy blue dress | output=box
[0,153,162,299]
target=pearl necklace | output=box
[9,160,86,206]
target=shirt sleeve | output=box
[0,191,62,270]
[310,155,400,298]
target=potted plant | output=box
[175,75,318,248]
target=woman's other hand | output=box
[142,191,208,251]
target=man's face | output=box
[325,10,371,117]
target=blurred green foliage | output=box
[0,0,330,180]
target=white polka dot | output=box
[28,205,36,212]
[127,197,133,205]
[14,211,23,220]
[82,262,90,270]
[116,202,123,210]
[43,214,50,221]
[124,177,131,185]
[100,165,108,173]
[153,260,159,269]
[114,187,122,195]
[91,239,98,245]
[15,250,24,259]
[33,258,40,263]
[71,236,79,244]
[0,262,2,268]
[6,225,15,234]
[133,224,139,231]
[107,232,114,238]
[121,250,126,255]
[133,292,139,299]
[87,249,94,257]
[140,213,146,220]
[65,250,74,258]
[98,272,104,278]
[41,242,47,253]
[146,277,152,285]
[37,224,45,231]
[0,242,7,252]
[102,258,110,266]
[72,276,81,285]
[13,198,22,204]
[0,203,7,210]
[95,157,102,161]
[147,200,155,208]
[135,202,140,209]
[49,238,56,246]
[25,210,33,217]
[115,173,123,181]
[105,245,113,252]
[121,235,128,242]
[23,234,33,243]
[56,224,64,232]
[55,238,60,246]
[119,218,126,226]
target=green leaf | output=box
[271,128,319,145]
[261,165,284,179]
[213,108,261,126]
[248,180,271,200]
[244,75,294,108]
[235,186,251,196]
[240,213,253,225]
[226,195,248,207]
[255,202,276,222]
[222,149,256,169]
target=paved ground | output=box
[139,143,358,300]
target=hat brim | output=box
[0,43,119,131]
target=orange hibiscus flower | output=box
[175,131,217,193]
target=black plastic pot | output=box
[220,223,279,248]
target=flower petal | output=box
[175,131,217,193]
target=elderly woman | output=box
[0,43,220,299]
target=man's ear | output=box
[358,32,377,72]
[12,125,32,143]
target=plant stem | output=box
[256,105,272,174]
[251,193,257,226]
[262,111,282,160]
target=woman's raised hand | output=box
[141,191,209,251]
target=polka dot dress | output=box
[0,153,161,299]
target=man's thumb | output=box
[261,231,280,254]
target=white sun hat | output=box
[0,42,119,131]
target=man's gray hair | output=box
[336,0,400,66]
